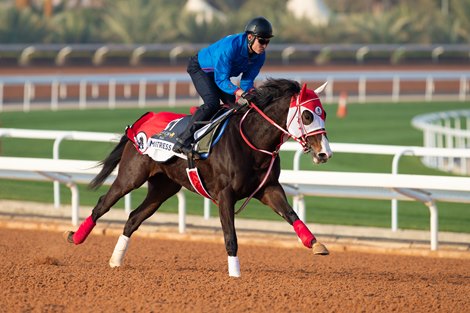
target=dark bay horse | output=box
[65,78,332,277]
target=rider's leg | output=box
[173,55,223,154]
[172,105,214,154]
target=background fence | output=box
[412,109,470,175]
[1,69,470,112]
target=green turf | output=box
[1,101,469,233]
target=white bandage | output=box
[109,234,129,268]
[228,256,241,277]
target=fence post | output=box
[79,80,87,110]
[459,76,467,101]
[425,76,434,101]
[138,79,146,108]
[392,76,400,102]
[391,149,413,232]
[23,81,31,112]
[109,79,116,109]
[177,191,186,233]
[169,79,176,107]
[204,198,211,219]
[51,80,59,111]
[358,76,366,103]
[0,82,3,112]
[52,133,71,208]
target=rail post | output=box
[52,133,72,208]
[391,149,413,232]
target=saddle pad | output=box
[126,112,187,161]
[126,110,231,162]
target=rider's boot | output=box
[173,106,212,154]
[172,135,193,155]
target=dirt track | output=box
[1,227,469,313]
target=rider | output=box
[172,16,273,155]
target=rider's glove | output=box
[236,88,256,107]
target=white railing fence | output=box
[0,128,122,210]
[1,70,469,112]
[412,109,470,175]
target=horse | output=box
[65,78,333,277]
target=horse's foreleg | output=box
[109,175,181,268]
[217,188,240,277]
[258,184,329,255]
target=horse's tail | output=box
[89,135,129,190]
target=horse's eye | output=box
[301,111,314,125]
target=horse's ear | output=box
[296,83,308,100]
[314,82,328,94]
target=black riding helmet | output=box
[245,17,273,53]
[244,16,274,38]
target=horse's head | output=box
[286,82,332,164]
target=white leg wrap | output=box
[109,235,129,268]
[228,256,241,277]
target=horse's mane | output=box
[254,78,301,108]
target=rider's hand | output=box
[236,88,256,107]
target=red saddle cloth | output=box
[125,111,186,152]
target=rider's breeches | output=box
[178,55,235,142]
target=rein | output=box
[235,98,325,214]
[235,106,281,214]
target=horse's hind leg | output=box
[66,149,151,245]
[109,174,181,268]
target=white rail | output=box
[1,70,469,112]
[0,128,121,210]
[0,157,187,233]
[279,170,470,251]
[412,109,470,175]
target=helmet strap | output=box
[247,34,256,54]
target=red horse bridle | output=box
[235,93,327,213]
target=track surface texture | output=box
[1,227,469,313]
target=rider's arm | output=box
[240,53,265,92]
[213,43,241,95]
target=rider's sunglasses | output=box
[257,37,270,45]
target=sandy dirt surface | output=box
[1,227,469,313]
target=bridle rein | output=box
[235,93,327,213]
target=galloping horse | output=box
[65,78,332,277]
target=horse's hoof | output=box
[312,242,329,255]
[109,256,123,268]
[63,231,75,244]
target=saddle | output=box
[125,108,232,162]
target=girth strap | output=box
[186,168,216,202]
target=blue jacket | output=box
[197,32,266,95]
